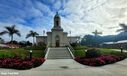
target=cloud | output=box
[60,0,127,36]
[53,0,62,11]
[0,22,47,43]
[0,0,127,42]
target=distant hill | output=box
[81,32,127,46]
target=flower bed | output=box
[75,55,125,66]
[0,57,45,70]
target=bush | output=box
[25,45,46,50]
[71,43,80,48]
[75,55,125,66]
[86,48,101,58]
[0,57,45,70]
[31,58,45,67]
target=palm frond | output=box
[0,31,8,35]
[16,32,21,37]
[14,29,21,36]
[116,29,123,32]
[26,33,32,38]
[26,30,39,38]
[35,32,39,36]
[117,23,127,32]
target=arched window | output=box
[56,20,59,26]
[55,35,60,47]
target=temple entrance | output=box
[56,40,60,47]
[55,35,60,47]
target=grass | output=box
[0,48,45,58]
[73,46,88,50]
[99,48,118,55]
[73,46,127,57]
[74,50,86,57]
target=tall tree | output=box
[117,23,127,32]
[26,30,39,45]
[0,25,21,42]
[117,23,127,42]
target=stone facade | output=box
[36,12,79,47]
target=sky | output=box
[0,0,127,42]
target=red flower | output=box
[0,57,45,70]
[75,55,124,66]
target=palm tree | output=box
[117,23,127,40]
[117,23,127,53]
[117,23,127,32]
[0,25,21,42]
[26,30,39,45]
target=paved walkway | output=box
[0,58,127,76]
[111,49,127,52]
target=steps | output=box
[47,47,72,59]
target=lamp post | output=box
[120,46,123,53]
[29,50,32,60]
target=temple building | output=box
[36,13,79,47]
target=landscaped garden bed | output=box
[75,55,125,66]
[0,47,46,70]
[74,47,127,66]
[0,57,45,70]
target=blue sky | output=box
[0,0,66,29]
[0,0,127,42]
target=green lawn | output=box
[0,48,45,58]
[99,48,119,55]
[74,50,86,57]
[100,48,127,57]
[73,47,127,57]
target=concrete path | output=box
[111,49,127,52]
[0,58,127,76]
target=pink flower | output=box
[75,55,124,66]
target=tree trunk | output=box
[33,37,35,46]
[11,35,13,42]
[11,35,13,48]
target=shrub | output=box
[75,55,125,66]
[31,58,45,67]
[71,43,80,48]
[0,57,45,70]
[25,45,46,50]
[86,48,101,58]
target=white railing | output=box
[44,48,50,59]
[68,44,75,53]
[66,44,75,59]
